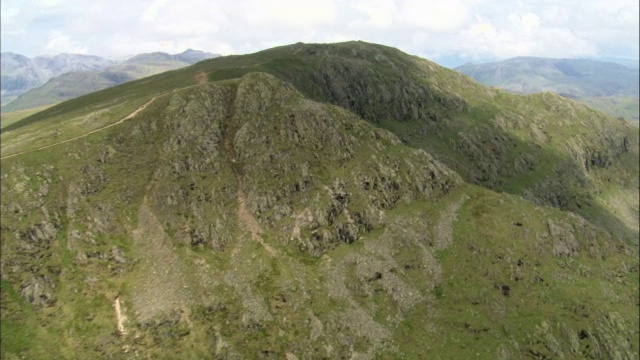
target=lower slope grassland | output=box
[1,105,55,130]
[389,186,639,359]
[579,96,639,127]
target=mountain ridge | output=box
[6,41,637,240]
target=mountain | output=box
[590,56,639,70]
[1,50,219,111]
[455,57,640,124]
[32,53,119,75]
[0,53,45,105]
[1,41,638,359]
[125,49,218,65]
[175,48,221,64]
[0,52,116,106]
[455,57,639,97]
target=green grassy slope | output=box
[390,185,638,359]
[1,43,638,359]
[0,104,55,129]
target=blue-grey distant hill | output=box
[1,49,219,112]
[456,57,639,123]
[455,57,639,97]
[1,53,116,105]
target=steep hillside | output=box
[455,57,640,123]
[1,43,637,359]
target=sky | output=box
[1,0,638,67]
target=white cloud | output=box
[38,0,68,6]
[140,0,226,35]
[0,0,637,65]
[508,12,540,33]
[0,4,19,25]
[208,41,236,55]
[614,3,639,26]
[350,0,397,28]
[398,0,472,32]
[462,12,598,60]
[244,0,337,28]
[540,5,570,24]
[470,17,497,37]
[44,30,88,54]
[140,0,169,22]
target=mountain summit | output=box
[1,41,638,359]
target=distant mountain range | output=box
[1,53,116,104]
[455,57,639,123]
[1,49,219,111]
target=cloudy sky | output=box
[1,0,638,67]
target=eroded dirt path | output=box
[1,95,163,160]
[226,145,277,256]
[195,71,208,85]
[114,295,128,336]
[222,98,277,256]
[235,173,277,256]
[434,194,470,250]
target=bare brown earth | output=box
[223,108,277,256]
[114,295,128,336]
[195,71,208,85]
[235,172,277,256]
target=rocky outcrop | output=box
[15,221,58,253]
[20,275,56,307]
[223,73,461,254]
[548,219,580,258]
[134,73,461,256]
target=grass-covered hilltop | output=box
[1,41,638,359]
